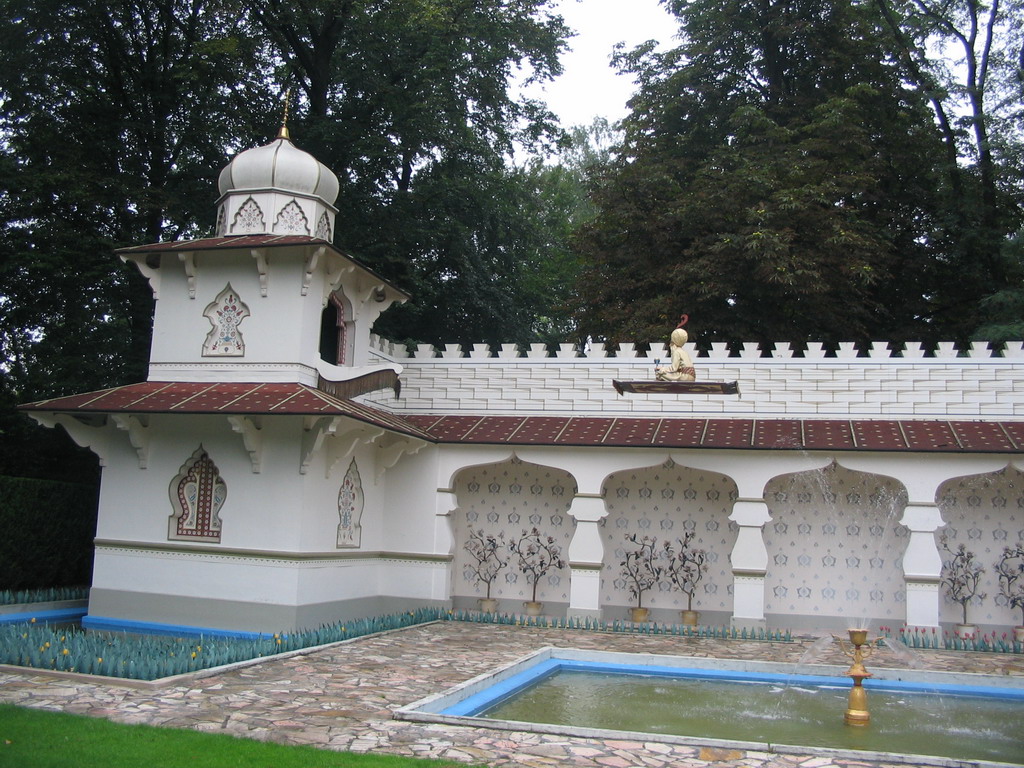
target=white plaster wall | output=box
[363,345,1024,419]
[92,547,306,605]
[762,464,908,626]
[298,440,380,552]
[937,466,1024,629]
[93,414,308,550]
[600,462,738,618]
[147,247,325,382]
[379,447,453,557]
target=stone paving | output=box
[1,621,1023,767]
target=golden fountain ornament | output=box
[834,628,875,726]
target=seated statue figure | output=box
[655,327,696,382]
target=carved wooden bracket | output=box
[29,413,111,467]
[228,415,263,473]
[302,245,325,296]
[326,425,386,478]
[179,251,196,298]
[250,248,269,296]
[111,414,150,469]
[376,435,427,481]
[301,415,344,475]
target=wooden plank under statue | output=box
[612,314,739,396]
[612,379,740,396]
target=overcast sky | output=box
[524,0,678,128]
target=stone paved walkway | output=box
[1,621,1022,767]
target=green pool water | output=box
[478,670,1024,763]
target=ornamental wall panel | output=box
[168,446,226,542]
[600,461,738,617]
[337,458,364,548]
[202,284,250,356]
[274,199,310,235]
[452,457,575,606]
[762,464,907,625]
[937,467,1024,628]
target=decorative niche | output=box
[337,459,364,548]
[202,283,250,356]
[168,446,226,542]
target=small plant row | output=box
[443,607,792,641]
[879,625,1023,654]
[0,607,446,680]
[0,586,89,606]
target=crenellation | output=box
[867,341,893,358]
[803,342,828,358]
[900,342,928,358]
[707,342,731,360]
[833,342,856,358]
[738,342,761,359]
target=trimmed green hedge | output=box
[0,475,97,590]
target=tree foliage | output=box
[575,0,1022,345]
[873,0,1024,334]
[0,0,573,481]
[244,0,572,345]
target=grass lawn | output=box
[0,703,472,768]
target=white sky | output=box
[526,0,678,128]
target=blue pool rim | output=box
[441,656,1024,718]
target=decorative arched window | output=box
[314,211,332,241]
[337,459,364,548]
[230,197,265,233]
[203,284,250,356]
[168,446,226,542]
[274,199,310,235]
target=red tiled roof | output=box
[20,386,1024,453]
[117,235,328,253]
[407,415,1024,453]
[20,382,431,441]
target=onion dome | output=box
[214,125,339,241]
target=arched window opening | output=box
[319,292,352,366]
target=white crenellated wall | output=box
[363,337,1024,418]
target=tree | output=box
[872,0,1024,336]
[244,0,572,343]
[574,0,975,345]
[0,0,271,478]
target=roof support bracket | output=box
[250,249,269,296]
[301,416,344,475]
[228,415,263,473]
[376,435,427,481]
[325,425,386,479]
[111,414,150,469]
[179,251,196,298]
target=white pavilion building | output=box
[22,127,1024,637]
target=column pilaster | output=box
[900,502,945,628]
[566,494,607,619]
[729,498,771,628]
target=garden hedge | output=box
[0,475,96,590]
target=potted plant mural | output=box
[509,527,565,616]
[664,531,707,626]
[463,527,507,612]
[939,536,986,639]
[995,543,1024,643]
[620,534,661,622]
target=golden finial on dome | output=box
[277,89,292,141]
